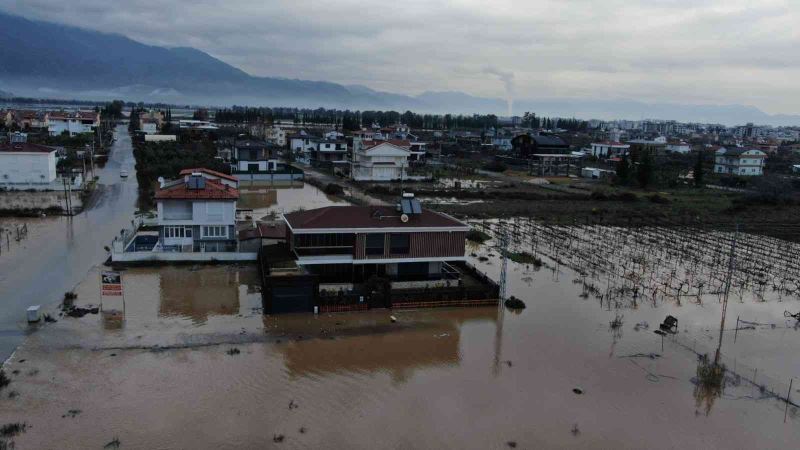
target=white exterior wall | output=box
[144,134,176,142]
[157,199,236,226]
[713,149,766,176]
[666,144,691,154]
[236,160,278,171]
[48,119,94,136]
[141,123,158,135]
[0,152,57,184]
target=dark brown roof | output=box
[0,143,58,153]
[155,178,239,200]
[284,206,467,230]
[179,168,238,182]
[238,222,287,241]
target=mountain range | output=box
[1,11,798,126]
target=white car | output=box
[120,170,129,178]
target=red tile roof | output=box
[155,178,239,200]
[179,168,238,182]
[284,206,467,230]
[48,111,98,121]
[0,143,58,153]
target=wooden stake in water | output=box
[785,378,793,424]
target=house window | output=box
[202,226,228,238]
[206,202,224,221]
[365,233,384,255]
[164,226,186,238]
[390,233,410,254]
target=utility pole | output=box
[62,176,71,216]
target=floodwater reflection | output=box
[238,182,346,219]
[158,266,261,324]
[268,308,499,383]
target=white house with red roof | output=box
[155,171,239,252]
[48,111,100,136]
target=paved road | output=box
[0,125,138,360]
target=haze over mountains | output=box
[0,11,797,126]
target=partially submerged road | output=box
[0,125,138,360]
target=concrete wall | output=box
[233,172,303,182]
[0,190,82,212]
[111,251,257,263]
[144,134,177,142]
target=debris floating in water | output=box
[504,297,526,309]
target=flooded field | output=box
[237,181,346,220]
[1,221,799,448]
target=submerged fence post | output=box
[785,378,794,423]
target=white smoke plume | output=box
[483,66,516,116]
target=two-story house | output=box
[714,148,767,176]
[232,140,280,173]
[265,126,287,146]
[315,139,348,163]
[283,196,469,283]
[351,141,410,181]
[48,111,100,136]
[155,170,239,252]
[289,132,320,163]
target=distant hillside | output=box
[0,11,798,125]
[0,11,368,107]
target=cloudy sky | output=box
[2,0,799,114]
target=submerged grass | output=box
[0,370,9,390]
[0,423,26,438]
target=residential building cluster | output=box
[1,109,100,136]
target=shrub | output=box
[648,194,670,204]
[323,183,344,196]
[466,229,491,243]
[613,192,639,202]
[482,161,507,172]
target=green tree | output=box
[637,151,654,188]
[615,156,631,185]
[694,150,704,187]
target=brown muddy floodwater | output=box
[1,224,800,448]
[237,181,346,221]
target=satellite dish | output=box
[400,214,409,223]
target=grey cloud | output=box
[1,0,799,114]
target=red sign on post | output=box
[101,271,123,296]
